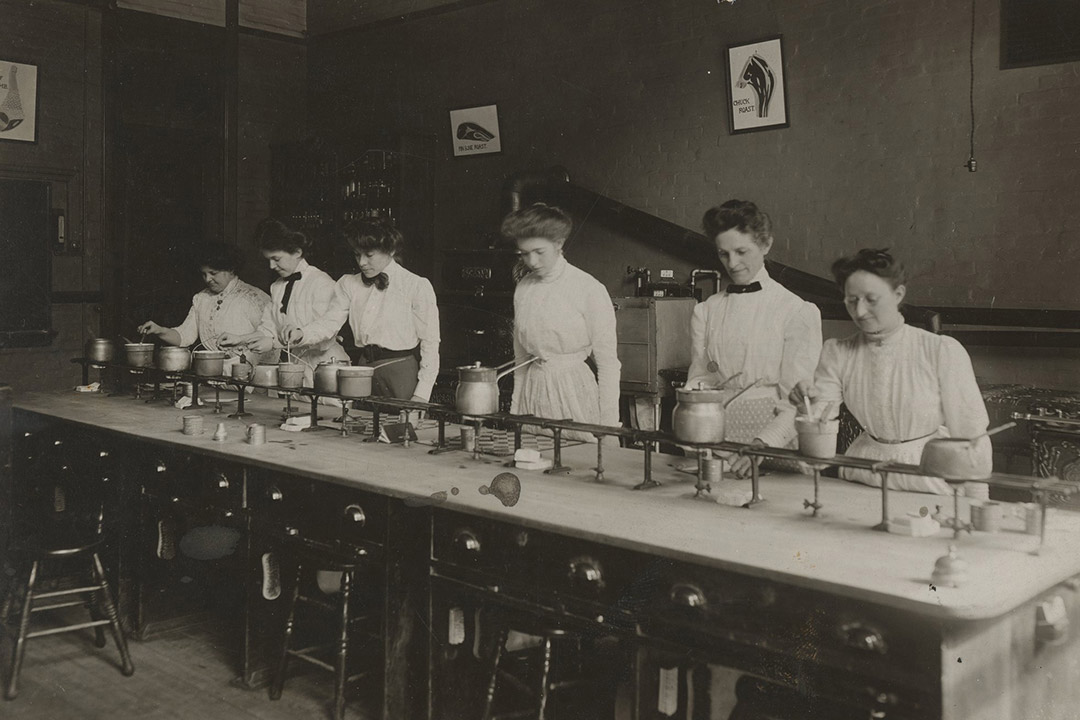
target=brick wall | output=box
[308,0,1080,314]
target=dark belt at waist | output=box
[865,429,939,445]
[358,345,418,361]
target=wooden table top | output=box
[14,390,1080,621]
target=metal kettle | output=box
[455,358,538,416]
[672,381,758,444]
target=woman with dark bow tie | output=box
[288,220,439,401]
[219,218,348,381]
[686,200,822,477]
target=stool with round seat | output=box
[0,431,134,700]
[268,536,377,720]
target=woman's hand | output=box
[729,438,766,479]
[284,326,305,346]
[246,336,274,354]
[217,332,243,347]
[788,381,820,410]
[137,321,163,336]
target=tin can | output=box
[182,415,204,436]
[247,423,266,446]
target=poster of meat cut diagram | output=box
[726,37,788,134]
[0,60,38,143]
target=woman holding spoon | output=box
[219,218,348,384]
[286,219,439,401]
[687,200,823,477]
[790,248,991,494]
[500,203,620,442]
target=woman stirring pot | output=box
[287,220,439,401]
[502,203,620,442]
[790,248,991,494]
[687,200,822,477]
[219,218,348,382]
[138,244,269,365]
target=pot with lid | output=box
[124,342,154,368]
[672,381,758,444]
[86,338,115,364]
[314,359,348,394]
[455,357,539,416]
[337,365,374,398]
[156,346,192,373]
[192,349,227,377]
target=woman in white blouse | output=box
[791,249,991,494]
[220,219,348,381]
[502,203,620,442]
[687,200,823,477]
[138,244,269,362]
[288,220,440,401]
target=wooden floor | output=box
[0,620,375,720]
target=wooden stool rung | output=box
[27,618,110,639]
[30,598,95,612]
[34,585,99,599]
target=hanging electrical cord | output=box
[966,0,977,171]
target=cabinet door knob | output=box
[568,557,604,589]
[454,529,481,554]
[268,486,283,502]
[838,621,888,654]
[344,504,366,526]
[156,461,168,473]
[216,473,230,489]
[669,582,707,609]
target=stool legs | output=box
[5,561,39,700]
[269,563,302,702]
[480,626,509,720]
[334,570,353,720]
[92,553,134,677]
[536,636,553,720]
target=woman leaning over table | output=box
[687,200,822,477]
[502,203,620,442]
[790,248,991,495]
[219,218,348,382]
[138,243,269,367]
[287,219,440,401]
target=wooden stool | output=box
[1,434,134,700]
[480,623,586,720]
[268,541,374,720]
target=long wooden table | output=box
[10,390,1080,719]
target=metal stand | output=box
[302,396,327,432]
[366,407,382,443]
[213,384,223,413]
[693,449,712,499]
[228,383,252,419]
[472,420,482,461]
[633,443,660,490]
[872,465,890,532]
[544,427,571,475]
[803,465,824,516]
[593,437,605,482]
[749,457,763,505]
[428,417,455,454]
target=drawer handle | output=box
[156,461,168,473]
[568,557,604,589]
[669,582,707,609]
[344,504,366,526]
[838,622,887,654]
[284,526,298,537]
[216,473,230,490]
[454,530,481,554]
[268,486,283,502]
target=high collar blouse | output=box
[685,266,823,447]
[297,259,441,402]
[172,277,269,355]
[256,258,347,365]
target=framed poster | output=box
[726,36,788,134]
[449,104,501,157]
[0,60,38,143]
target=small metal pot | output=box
[86,338,115,363]
[124,343,154,368]
[455,358,538,416]
[314,360,347,394]
[252,364,279,387]
[337,366,374,398]
[156,346,192,372]
[672,382,759,444]
[232,356,253,381]
[192,349,227,377]
[920,437,990,481]
[278,362,305,390]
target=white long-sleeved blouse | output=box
[255,258,348,367]
[685,266,822,448]
[298,260,441,401]
[812,321,992,494]
[172,277,269,355]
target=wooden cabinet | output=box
[270,134,435,280]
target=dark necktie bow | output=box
[726,281,762,295]
[361,272,390,291]
[280,272,302,313]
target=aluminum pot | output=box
[278,362,305,390]
[231,355,253,381]
[671,382,758,444]
[192,349,227,377]
[314,360,347,394]
[252,364,279,387]
[338,366,374,398]
[86,338,115,363]
[156,346,192,372]
[124,342,154,368]
[455,358,539,416]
